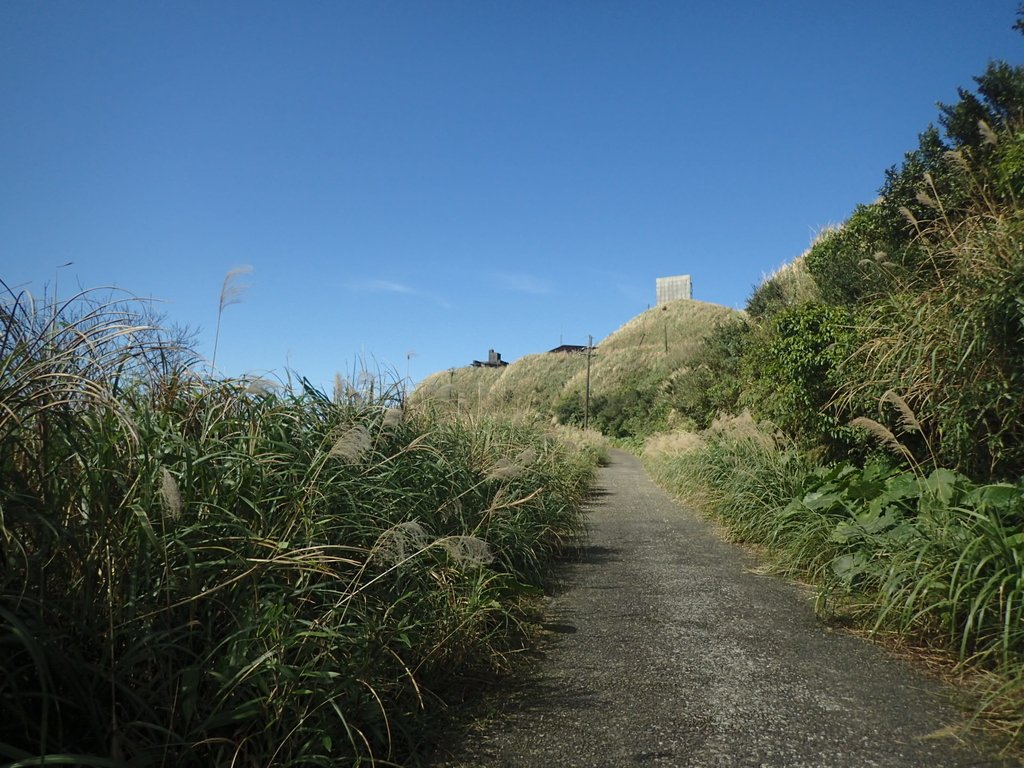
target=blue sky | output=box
[2,1,1021,391]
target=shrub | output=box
[665,316,750,429]
[743,303,858,455]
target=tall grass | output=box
[837,150,1024,478]
[642,414,820,573]
[0,284,595,766]
[562,299,737,399]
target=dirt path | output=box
[430,450,1018,768]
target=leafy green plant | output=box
[665,316,749,429]
[743,302,858,455]
[791,459,1024,678]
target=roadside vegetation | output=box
[0,285,600,766]
[644,52,1024,745]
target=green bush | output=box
[995,129,1024,200]
[666,317,750,429]
[743,303,857,455]
[590,384,666,439]
[802,202,909,308]
[554,389,586,427]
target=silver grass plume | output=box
[382,407,404,429]
[978,119,999,146]
[860,250,893,269]
[944,149,970,171]
[439,535,494,566]
[486,457,522,481]
[244,378,277,396]
[850,416,907,459]
[373,521,430,565]
[329,423,372,464]
[159,467,182,520]
[219,266,252,311]
[915,189,939,209]
[514,446,537,467]
[211,265,252,370]
[439,497,463,524]
[881,390,921,434]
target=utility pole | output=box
[584,334,593,430]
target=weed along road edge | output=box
[431,450,1018,768]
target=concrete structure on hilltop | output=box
[471,349,508,368]
[656,274,692,305]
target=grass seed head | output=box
[440,535,494,566]
[219,265,252,312]
[159,467,182,520]
[978,119,999,146]
[330,423,372,464]
[881,389,921,434]
[916,189,939,209]
[514,446,537,467]
[486,457,522,481]
[383,407,404,429]
[850,416,905,457]
[374,521,430,564]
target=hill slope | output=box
[415,298,740,436]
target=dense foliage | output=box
[0,287,598,766]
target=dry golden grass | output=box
[484,351,587,413]
[707,410,776,446]
[415,298,739,424]
[754,252,821,307]
[414,365,505,411]
[564,299,738,399]
[644,429,706,458]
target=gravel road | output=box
[430,449,1020,768]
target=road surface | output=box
[430,450,1017,768]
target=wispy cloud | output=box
[349,279,450,309]
[491,271,553,295]
[356,279,414,295]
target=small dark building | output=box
[471,349,508,368]
[548,344,588,354]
